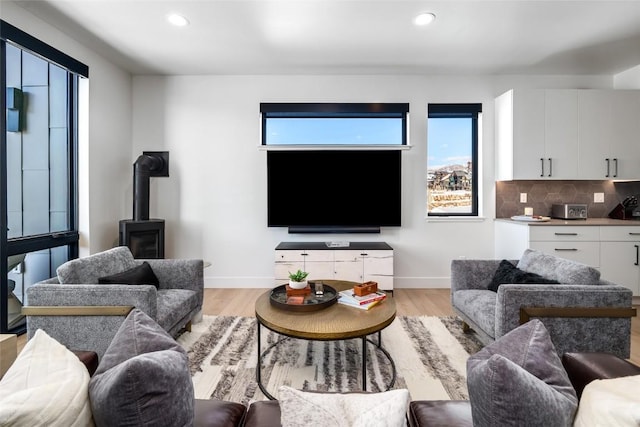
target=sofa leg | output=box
[462,321,471,333]
[185,321,192,332]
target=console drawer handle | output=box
[554,248,578,251]
[629,233,640,236]
[554,233,578,236]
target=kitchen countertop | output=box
[495,218,640,226]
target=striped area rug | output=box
[176,315,483,405]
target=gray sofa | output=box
[451,249,635,358]
[25,246,203,359]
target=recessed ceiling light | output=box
[414,12,436,27]
[167,13,189,27]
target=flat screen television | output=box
[267,150,401,233]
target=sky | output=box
[265,118,402,145]
[427,117,472,171]
[264,116,472,171]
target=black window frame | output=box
[260,102,409,146]
[427,103,482,217]
[1,20,87,334]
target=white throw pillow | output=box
[278,386,409,427]
[573,375,640,427]
[0,329,94,427]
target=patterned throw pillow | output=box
[0,329,93,426]
[278,386,410,427]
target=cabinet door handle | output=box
[605,158,610,178]
[360,253,368,256]
[635,245,639,266]
[613,158,618,178]
[301,253,308,256]
[548,158,552,177]
[554,248,578,251]
[554,232,578,236]
[540,158,544,177]
[629,233,640,236]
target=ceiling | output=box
[10,0,640,76]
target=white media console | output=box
[274,242,394,291]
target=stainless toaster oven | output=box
[551,204,588,220]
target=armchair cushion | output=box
[488,260,559,292]
[517,249,600,285]
[57,246,136,284]
[573,375,640,427]
[89,308,194,427]
[98,261,159,288]
[0,329,93,426]
[467,319,578,427]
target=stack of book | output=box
[337,288,387,310]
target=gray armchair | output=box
[25,246,203,359]
[451,249,635,358]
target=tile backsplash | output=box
[495,180,640,218]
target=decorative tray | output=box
[510,215,551,222]
[269,283,338,312]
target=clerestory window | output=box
[260,103,409,146]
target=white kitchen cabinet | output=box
[275,242,394,291]
[600,227,640,296]
[544,90,579,179]
[578,90,640,180]
[495,221,640,296]
[527,225,599,266]
[495,89,578,180]
[495,221,599,266]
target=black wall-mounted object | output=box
[267,150,402,234]
[6,87,23,132]
[133,151,169,221]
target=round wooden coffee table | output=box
[254,280,397,399]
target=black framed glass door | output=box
[1,20,87,334]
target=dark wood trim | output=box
[520,306,637,324]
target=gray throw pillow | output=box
[467,319,578,427]
[57,246,137,284]
[516,249,600,285]
[89,309,194,427]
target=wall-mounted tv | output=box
[267,150,401,233]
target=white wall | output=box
[132,74,610,288]
[3,2,133,255]
[614,65,640,89]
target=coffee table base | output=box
[256,320,397,400]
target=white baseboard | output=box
[204,276,452,289]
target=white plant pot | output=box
[288,280,308,289]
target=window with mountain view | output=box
[427,104,482,217]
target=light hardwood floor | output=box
[202,288,640,366]
[16,288,639,365]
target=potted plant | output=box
[288,269,309,289]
